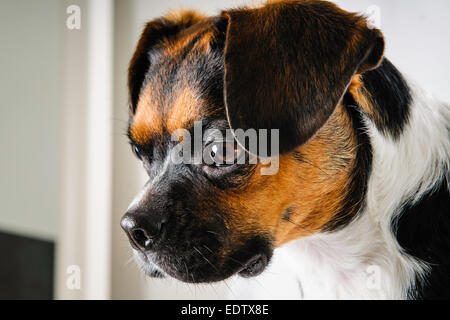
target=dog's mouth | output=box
[133,249,269,283]
[237,254,268,278]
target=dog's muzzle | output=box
[120,198,272,283]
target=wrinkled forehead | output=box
[129,21,225,146]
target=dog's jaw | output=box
[133,250,165,278]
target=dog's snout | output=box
[120,211,166,251]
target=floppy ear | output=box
[221,0,385,154]
[128,11,206,113]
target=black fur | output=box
[128,19,179,113]
[360,58,412,139]
[395,178,450,300]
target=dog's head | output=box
[121,0,384,283]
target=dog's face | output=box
[121,0,384,283]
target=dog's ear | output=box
[221,0,385,154]
[128,11,206,113]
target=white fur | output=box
[231,81,450,300]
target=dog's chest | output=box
[271,239,386,300]
[230,228,407,300]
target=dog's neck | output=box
[284,68,449,299]
[232,60,449,300]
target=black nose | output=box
[120,211,166,251]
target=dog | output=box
[121,0,450,300]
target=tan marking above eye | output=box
[130,85,163,145]
[131,84,220,144]
[166,87,203,134]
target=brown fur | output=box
[216,104,358,247]
[130,85,204,144]
[127,0,381,266]
[130,85,163,144]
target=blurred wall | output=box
[57,0,114,300]
[0,0,63,240]
[0,0,63,300]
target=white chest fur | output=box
[231,214,419,300]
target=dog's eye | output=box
[132,145,142,160]
[205,141,243,167]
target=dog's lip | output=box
[237,254,268,278]
[134,250,166,278]
[135,248,269,281]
